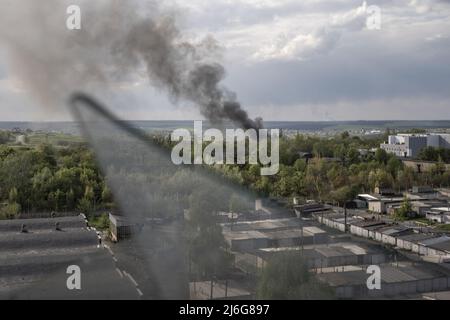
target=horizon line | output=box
[2,119,450,123]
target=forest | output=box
[1,130,450,220]
[0,142,111,219]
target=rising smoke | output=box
[0,0,262,129]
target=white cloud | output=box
[0,77,26,94]
[409,0,433,13]
[251,2,369,61]
[252,28,340,61]
[1,0,450,120]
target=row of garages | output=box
[318,262,450,299]
[233,242,389,275]
[316,214,450,258]
[224,226,329,252]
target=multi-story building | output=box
[380,133,450,158]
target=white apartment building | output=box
[380,133,450,157]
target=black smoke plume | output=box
[0,0,263,129]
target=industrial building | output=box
[357,187,449,215]
[380,133,450,158]
[221,218,301,233]
[293,203,331,218]
[317,262,450,299]
[189,280,252,300]
[224,223,329,252]
[425,207,450,224]
[224,228,326,252]
[234,242,389,275]
[0,215,88,233]
[109,213,144,242]
[316,212,450,257]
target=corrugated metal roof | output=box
[397,233,437,242]
[419,236,450,246]
[0,215,86,233]
[427,240,450,253]
[0,229,99,251]
[303,226,326,234]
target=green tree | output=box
[78,185,95,213]
[229,193,251,214]
[386,156,403,177]
[188,224,233,278]
[305,159,329,202]
[420,147,437,161]
[257,252,334,300]
[394,197,413,220]
[369,168,393,190]
[340,131,350,140]
[329,185,359,232]
[347,148,360,165]
[66,188,76,210]
[77,197,93,214]
[8,187,18,203]
[0,202,21,220]
[101,184,113,204]
[375,148,388,165]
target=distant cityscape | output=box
[2,120,450,136]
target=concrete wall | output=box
[380,144,407,157]
[397,239,412,251]
[230,238,269,251]
[381,234,397,246]
[439,134,450,148]
[403,160,450,173]
[427,135,441,148]
[368,201,384,213]
[316,216,346,232]
[334,277,450,299]
[350,225,369,238]
[315,215,449,257]
[406,136,427,157]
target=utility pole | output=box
[301,226,304,254]
[225,279,228,298]
[344,201,348,233]
[210,279,214,300]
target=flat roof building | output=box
[109,213,144,242]
[221,218,300,232]
[317,262,450,299]
[223,223,329,252]
[381,133,450,158]
[0,215,139,299]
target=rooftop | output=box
[264,228,305,240]
[377,226,412,236]
[358,194,379,201]
[0,229,99,252]
[0,215,87,233]
[318,262,449,287]
[426,240,450,253]
[224,230,268,241]
[351,220,386,228]
[397,233,438,243]
[418,236,450,246]
[221,218,300,232]
[303,226,326,235]
[258,242,384,258]
[0,215,140,299]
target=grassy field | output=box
[27,132,83,145]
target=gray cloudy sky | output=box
[0,0,450,121]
